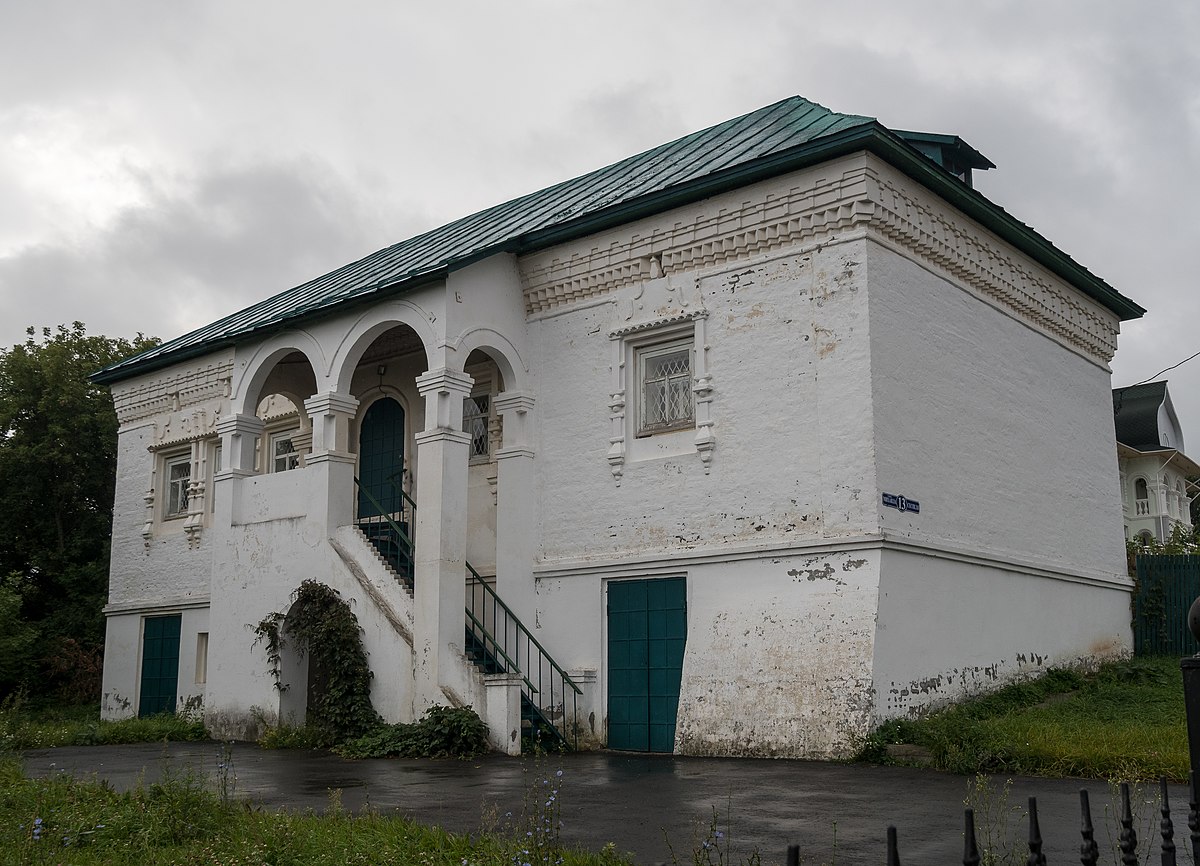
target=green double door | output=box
[138,614,181,717]
[607,577,687,752]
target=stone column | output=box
[412,368,474,711]
[494,390,537,626]
[303,391,359,535]
[214,413,264,479]
[212,414,264,525]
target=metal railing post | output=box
[1182,598,1200,812]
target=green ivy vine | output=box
[254,580,381,742]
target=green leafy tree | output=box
[0,323,158,697]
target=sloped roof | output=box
[94,95,1145,384]
[1114,381,1170,450]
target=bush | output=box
[255,581,381,743]
[0,587,37,695]
[336,705,489,759]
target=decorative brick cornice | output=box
[112,358,233,425]
[519,162,1120,364]
[864,168,1118,362]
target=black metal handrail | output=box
[465,560,582,748]
[353,477,415,589]
[353,474,579,747]
[464,607,536,694]
[387,475,418,520]
[352,474,415,549]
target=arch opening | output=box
[251,351,318,473]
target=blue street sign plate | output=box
[882,492,920,514]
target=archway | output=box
[344,324,429,583]
[248,350,318,473]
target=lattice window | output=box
[463,394,491,458]
[165,454,191,518]
[637,340,693,436]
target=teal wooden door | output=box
[138,614,181,717]
[358,397,405,517]
[607,577,686,752]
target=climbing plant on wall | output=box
[254,580,381,743]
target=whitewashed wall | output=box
[101,147,1135,756]
[867,236,1127,580]
[871,550,1130,719]
[521,156,1132,755]
[102,354,231,719]
[528,241,878,563]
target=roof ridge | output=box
[93,94,1139,385]
[96,96,872,381]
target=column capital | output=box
[303,391,359,417]
[494,390,536,415]
[415,428,473,447]
[495,390,536,455]
[415,368,475,398]
[305,390,359,457]
[215,413,265,436]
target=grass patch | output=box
[858,656,1187,780]
[0,756,632,865]
[0,699,207,751]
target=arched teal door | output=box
[358,397,405,518]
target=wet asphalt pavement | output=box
[20,742,1184,865]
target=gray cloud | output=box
[0,156,426,344]
[0,0,1197,436]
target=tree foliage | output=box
[0,323,158,697]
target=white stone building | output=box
[95,95,1144,758]
[1114,381,1199,544]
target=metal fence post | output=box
[1182,598,1200,815]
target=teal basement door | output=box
[138,614,181,717]
[358,397,405,518]
[607,577,686,752]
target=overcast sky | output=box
[1,1,1197,438]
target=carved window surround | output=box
[144,437,215,549]
[607,268,714,484]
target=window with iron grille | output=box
[164,454,191,518]
[463,394,490,458]
[636,339,694,436]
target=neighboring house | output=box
[1114,381,1199,544]
[93,95,1144,758]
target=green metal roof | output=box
[94,95,1145,384]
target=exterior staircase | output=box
[358,519,414,592]
[353,477,581,749]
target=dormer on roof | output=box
[894,130,996,188]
